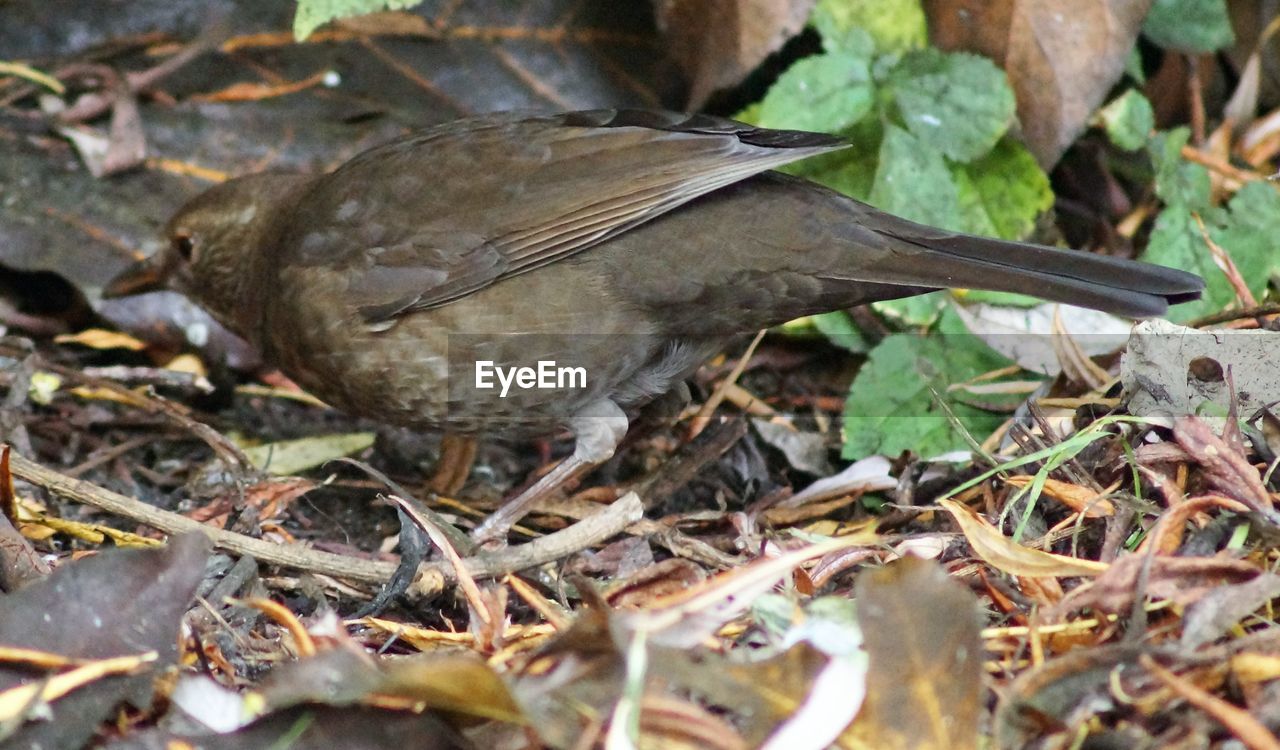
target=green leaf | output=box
[951,167,999,238]
[780,118,883,201]
[735,102,762,125]
[1207,181,1280,305]
[865,126,963,323]
[1143,0,1234,53]
[1141,181,1280,322]
[888,49,1016,162]
[1098,90,1155,151]
[812,0,926,56]
[843,310,1012,458]
[873,292,947,327]
[294,0,423,40]
[810,311,872,353]
[240,432,376,475]
[1124,48,1147,84]
[1149,128,1212,210]
[958,290,1043,307]
[869,125,962,230]
[1142,207,1220,322]
[952,137,1053,239]
[756,52,875,133]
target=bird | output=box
[104,108,1205,543]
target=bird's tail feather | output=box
[836,205,1205,318]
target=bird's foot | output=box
[471,399,628,546]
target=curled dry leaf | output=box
[0,447,51,592]
[1004,475,1116,517]
[993,643,1144,748]
[1174,417,1274,515]
[1182,572,1280,649]
[615,536,864,648]
[642,693,750,750]
[939,499,1109,578]
[604,558,707,609]
[52,328,148,351]
[752,418,833,476]
[1139,494,1249,556]
[779,454,896,509]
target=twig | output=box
[688,330,766,438]
[1187,54,1206,146]
[1189,302,1280,328]
[629,417,749,509]
[81,365,214,394]
[1141,654,1280,750]
[332,457,473,554]
[0,342,251,472]
[7,449,642,585]
[1179,143,1264,187]
[55,23,224,123]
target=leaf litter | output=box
[2,1,1280,748]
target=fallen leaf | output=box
[53,328,147,351]
[1181,572,1280,649]
[1004,475,1115,517]
[939,499,1109,577]
[847,556,983,750]
[0,534,210,749]
[924,0,1153,167]
[239,432,377,475]
[656,0,815,108]
[1054,554,1260,616]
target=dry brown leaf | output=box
[333,10,439,37]
[1017,574,1065,606]
[641,694,749,750]
[848,556,983,750]
[939,499,1109,577]
[1141,655,1280,750]
[375,654,525,723]
[656,0,815,108]
[1231,653,1280,685]
[1182,572,1280,649]
[1140,494,1249,555]
[1175,417,1274,514]
[1054,554,1261,616]
[53,328,147,351]
[1004,475,1116,517]
[924,0,1153,167]
[616,535,866,647]
[604,558,707,609]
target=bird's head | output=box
[104,172,313,337]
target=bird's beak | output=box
[102,254,168,298]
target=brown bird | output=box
[106,109,1203,542]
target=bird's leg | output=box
[429,433,478,497]
[471,399,629,545]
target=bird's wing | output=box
[280,109,846,323]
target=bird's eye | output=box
[172,234,195,262]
